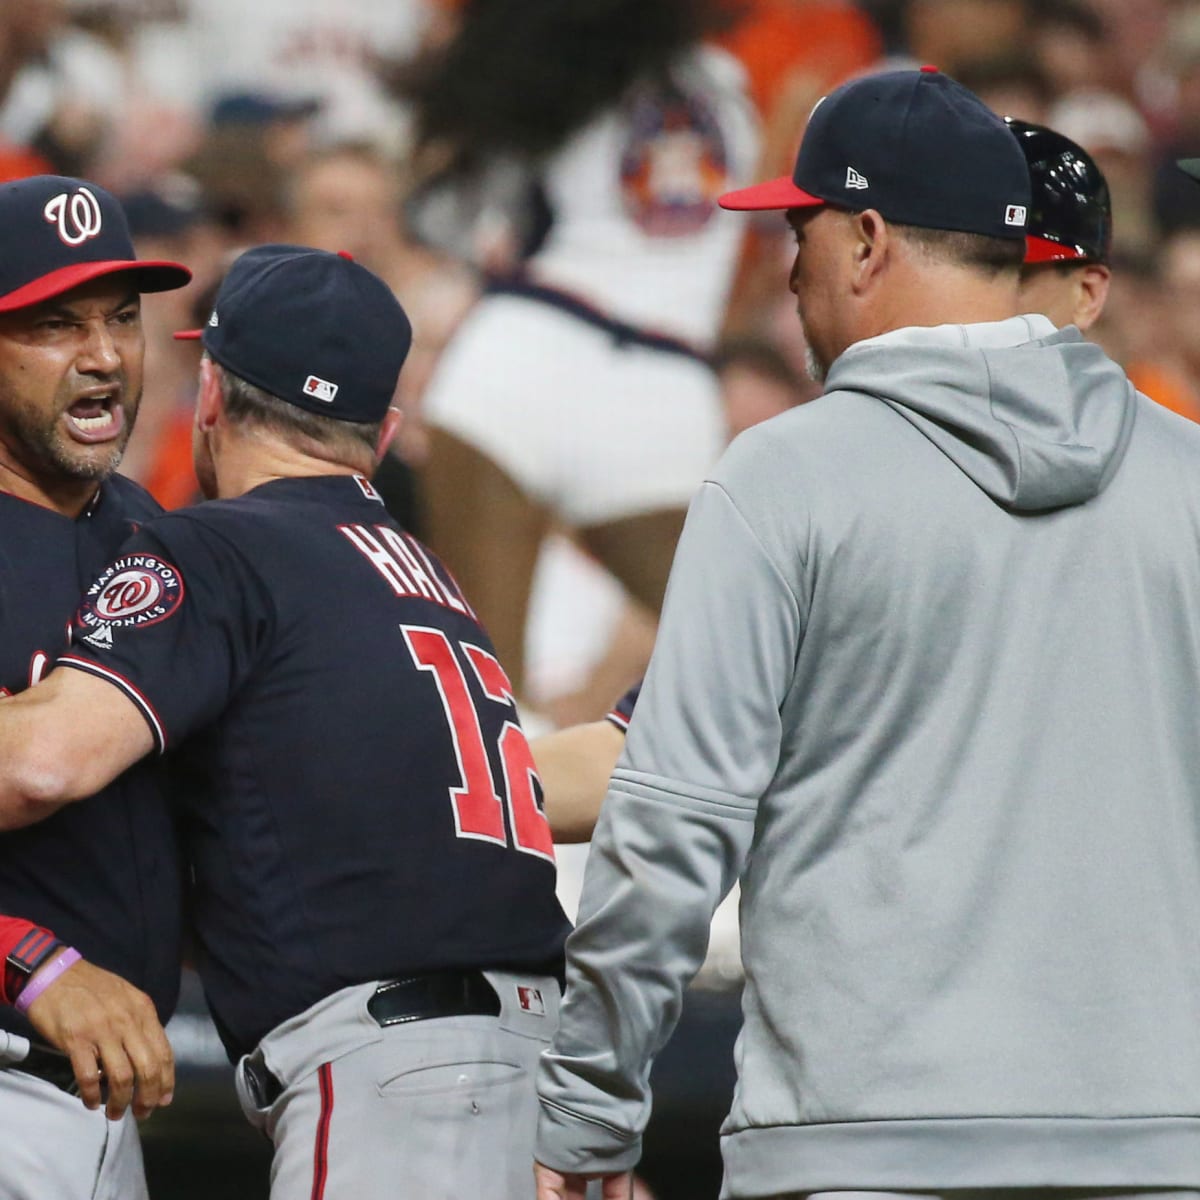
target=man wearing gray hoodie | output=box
[534,67,1200,1200]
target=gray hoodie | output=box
[536,316,1200,1195]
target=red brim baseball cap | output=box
[719,175,827,212]
[718,69,1031,240]
[0,259,192,313]
[0,175,191,312]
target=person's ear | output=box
[375,407,404,463]
[850,209,890,294]
[194,357,224,433]
[1073,264,1112,333]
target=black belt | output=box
[367,967,500,1027]
[244,969,501,1108]
[486,277,711,366]
[7,1043,80,1096]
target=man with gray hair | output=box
[535,67,1200,1200]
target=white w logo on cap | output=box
[43,188,103,247]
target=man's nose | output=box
[77,321,122,375]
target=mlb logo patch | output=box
[517,986,546,1016]
[1005,204,1027,228]
[303,375,339,403]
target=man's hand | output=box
[23,957,174,1121]
[534,1160,635,1199]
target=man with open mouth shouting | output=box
[0,175,190,1200]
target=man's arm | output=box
[535,476,803,1179]
[0,915,174,1118]
[533,684,638,842]
[533,719,625,842]
[0,668,155,829]
[20,955,175,1120]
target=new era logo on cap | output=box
[1005,204,1028,227]
[845,167,869,190]
[303,375,339,403]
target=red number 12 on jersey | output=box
[403,625,554,863]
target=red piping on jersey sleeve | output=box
[56,656,168,753]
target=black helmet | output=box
[1006,117,1112,265]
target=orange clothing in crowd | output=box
[140,407,201,511]
[0,144,53,183]
[1128,361,1200,424]
[716,0,882,118]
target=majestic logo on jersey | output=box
[81,624,114,650]
[620,82,728,237]
[43,187,104,247]
[845,167,869,190]
[1005,204,1028,227]
[77,554,185,636]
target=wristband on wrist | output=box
[4,927,64,1006]
[14,947,81,1014]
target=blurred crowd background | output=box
[9,0,1200,730]
[5,0,1199,1196]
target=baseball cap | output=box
[210,91,322,127]
[719,67,1032,242]
[1007,118,1112,265]
[0,175,191,313]
[175,244,412,424]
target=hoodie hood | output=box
[824,317,1137,512]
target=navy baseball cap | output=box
[0,175,191,312]
[719,67,1032,242]
[175,244,412,423]
[1007,118,1112,265]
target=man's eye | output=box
[113,309,140,325]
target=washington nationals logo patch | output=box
[77,554,185,638]
[43,187,104,247]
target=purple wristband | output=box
[14,947,81,1014]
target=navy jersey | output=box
[61,474,570,1058]
[0,477,183,1040]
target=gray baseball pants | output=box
[236,970,560,1200]
[0,1066,147,1199]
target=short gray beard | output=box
[804,344,827,385]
